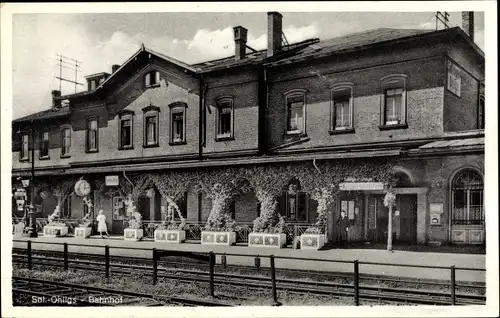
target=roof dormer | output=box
[85,72,111,91]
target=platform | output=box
[12,235,486,283]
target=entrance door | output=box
[367,195,389,242]
[335,192,364,244]
[112,196,125,234]
[396,194,417,244]
[137,195,150,220]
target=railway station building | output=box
[12,12,485,246]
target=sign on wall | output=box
[339,182,385,191]
[105,175,119,186]
[447,61,462,97]
[430,203,443,226]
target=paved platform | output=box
[12,235,486,283]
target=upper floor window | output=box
[144,70,161,88]
[285,90,306,135]
[330,84,354,132]
[143,106,160,147]
[20,133,29,161]
[86,117,99,153]
[170,103,187,145]
[216,98,234,141]
[478,82,485,129]
[89,80,97,91]
[61,127,71,157]
[447,61,462,97]
[40,131,50,159]
[380,75,407,128]
[118,111,134,149]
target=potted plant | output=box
[300,187,334,250]
[249,196,287,248]
[154,204,187,243]
[43,205,69,237]
[75,196,93,238]
[124,208,143,241]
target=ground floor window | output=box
[452,169,484,225]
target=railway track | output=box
[12,249,486,306]
[12,276,231,307]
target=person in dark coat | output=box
[337,210,350,247]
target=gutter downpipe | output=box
[199,74,208,161]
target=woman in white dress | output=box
[96,209,109,238]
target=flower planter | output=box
[300,234,326,250]
[74,227,92,239]
[124,228,143,241]
[13,222,25,236]
[248,233,287,248]
[154,230,186,243]
[201,231,236,246]
[43,225,69,238]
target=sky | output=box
[11,11,484,119]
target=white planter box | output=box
[154,230,186,243]
[201,231,236,246]
[300,234,326,250]
[124,228,143,241]
[43,225,69,238]
[13,222,25,236]
[248,233,287,248]
[74,227,92,239]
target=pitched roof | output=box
[265,28,436,66]
[13,106,71,123]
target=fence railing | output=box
[12,240,486,306]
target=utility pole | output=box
[56,54,84,94]
[435,11,450,31]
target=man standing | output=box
[337,210,350,247]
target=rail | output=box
[12,240,486,306]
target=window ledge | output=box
[143,143,159,148]
[379,123,408,131]
[19,158,30,163]
[329,128,355,135]
[215,135,234,142]
[169,141,187,146]
[145,83,160,89]
[118,146,134,150]
[60,154,71,159]
[285,130,304,136]
[39,156,50,161]
[85,149,99,154]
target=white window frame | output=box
[169,103,187,145]
[86,117,99,153]
[20,133,29,161]
[61,126,71,157]
[118,111,134,149]
[215,97,234,141]
[40,131,50,159]
[284,89,307,135]
[380,75,407,127]
[144,70,161,88]
[330,83,354,131]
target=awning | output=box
[409,137,484,156]
[11,149,401,176]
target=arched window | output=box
[394,171,413,187]
[330,83,354,132]
[380,74,407,128]
[452,169,483,225]
[279,178,308,222]
[284,89,307,135]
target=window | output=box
[86,117,98,152]
[447,61,462,97]
[452,169,483,225]
[478,82,485,129]
[89,79,97,91]
[281,179,308,222]
[142,106,160,147]
[20,133,29,161]
[144,70,161,88]
[285,90,306,134]
[175,192,188,219]
[40,131,50,159]
[61,127,71,157]
[330,84,354,132]
[61,196,72,218]
[169,103,187,144]
[216,98,234,140]
[118,112,133,149]
[380,75,407,128]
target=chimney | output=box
[112,64,120,73]
[51,90,61,108]
[461,11,474,41]
[267,11,283,57]
[233,26,248,60]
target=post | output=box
[221,254,227,268]
[450,266,456,305]
[353,260,360,306]
[152,248,157,285]
[255,256,261,272]
[387,204,393,252]
[270,255,281,306]
[105,245,110,280]
[63,243,68,271]
[209,252,215,297]
[27,240,32,270]
[29,127,37,238]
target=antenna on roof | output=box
[281,32,290,47]
[56,54,84,94]
[435,11,450,31]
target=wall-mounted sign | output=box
[339,182,385,191]
[429,203,443,214]
[105,175,119,186]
